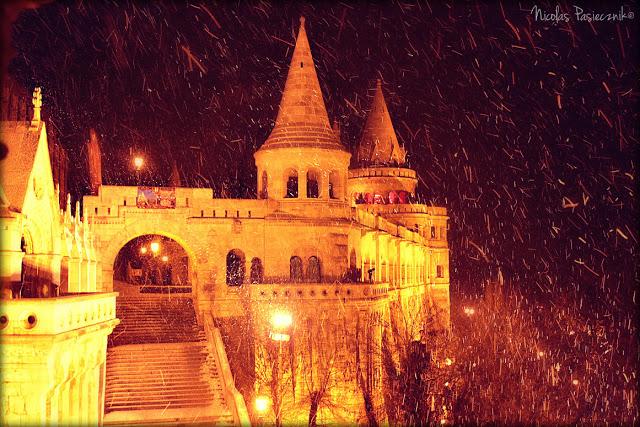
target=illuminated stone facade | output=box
[83,17,450,425]
[0,89,117,425]
[0,17,450,426]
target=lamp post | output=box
[133,156,144,185]
[254,395,270,426]
[268,310,292,427]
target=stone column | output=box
[299,167,307,199]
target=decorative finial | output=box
[31,87,42,125]
[376,78,382,89]
[300,16,305,26]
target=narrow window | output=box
[260,171,268,199]
[250,258,264,284]
[226,250,245,286]
[285,170,298,198]
[290,256,303,283]
[436,265,444,278]
[307,170,320,198]
[307,256,321,282]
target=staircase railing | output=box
[203,313,251,426]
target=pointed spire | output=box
[64,194,72,225]
[75,200,81,225]
[31,87,42,127]
[87,128,102,195]
[169,160,182,187]
[260,17,344,151]
[356,79,406,166]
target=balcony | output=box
[249,282,390,301]
[0,292,117,336]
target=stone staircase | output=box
[104,294,235,425]
[108,295,205,347]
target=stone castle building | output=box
[1,17,449,426]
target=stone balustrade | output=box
[0,292,119,426]
[249,282,390,301]
[0,292,117,336]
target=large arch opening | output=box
[113,234,191,294]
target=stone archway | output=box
[99,222,200,294]
[113,235,192,293]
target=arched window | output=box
[250,257,264,284]
[329,171,340,199]
[388,191,399,204]
[307,256,321,282]
[260,171,268,199]
[290,256,303,283]
[285,169,298,198]
[430,226,436,239]
[226,250,245,286]
[307,169,320,198]
[364,193,373,204]
[398,191,408,204]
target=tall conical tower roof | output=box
[356,80,406,166]
[260,17,344,151]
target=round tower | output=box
[254,17,351,202]
[347,80,417,206]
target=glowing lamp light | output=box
[150,242,160,254]
[572,379,579,386]
[140,246,148,254]
[445,357,453,366]
[270,311,293,330]
[133,156,144,170]
[463,307,475,316]
[269,332,290,342]
[254,395,270,413]
[538,351,545,358]
[161,255,169,262]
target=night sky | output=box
[8,1,638,325]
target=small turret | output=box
[347,79,417,206]
[254,17,351,204]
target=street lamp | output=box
[161,255,169,262]
[268,310,292,427]
[140,246,148,255]
[133,156,144,185]
[463,306,475,316]
[150,241,160,256]
[269,311,293,342]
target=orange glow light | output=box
[140,246,148,254]
[150,242,160,254]
[271,311,293,329]
[133,156,144,170]
[255,395,270,413]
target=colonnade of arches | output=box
[225,250,322,286]
[258,168,344,200]
[351,233,447,285]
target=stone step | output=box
[105,296,234,424]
